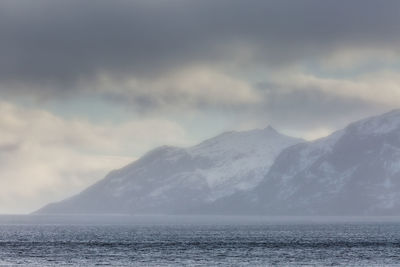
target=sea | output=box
[1,215,400,266]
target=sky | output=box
[1,0,400,213]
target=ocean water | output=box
[1,216,400,266]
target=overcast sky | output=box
[1,0,400,213]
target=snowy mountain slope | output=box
[36,126,302,214]
[208,109,400,215]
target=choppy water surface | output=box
[1,216,400,266]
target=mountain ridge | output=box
[36,125,302,214]
[204,109,400,215]
[37,110,400,216]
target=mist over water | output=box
[2,215,400,266]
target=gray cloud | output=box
[1,0,400,94]
[1,0,400,139]
[0,100,193,213]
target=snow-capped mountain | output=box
[36,126,301,214]
[209,110,400,215]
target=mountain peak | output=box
[264,125,275,131]
[193,125,292,152]
[262,125,279,134]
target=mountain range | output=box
[37,110,400,215]
[37,126,301,214]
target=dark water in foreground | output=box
[1,216,400,266]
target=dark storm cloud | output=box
[1,0,400,95]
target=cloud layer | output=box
[1,1,400,109]
[0,101,190,213]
